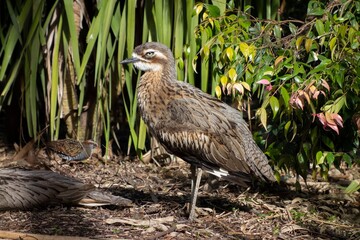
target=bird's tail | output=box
[246,144,276,183]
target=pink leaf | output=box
[295,98,304,110]
[331,113,343,128]
[266,84,273,91]
[226,83,232,95]
[312,91,320,100]
[222,84,226,94]
[316,112,343,135]
[321,79,330,92]
[327,123,339,135]
[257,79,270,85]
[316,113,326,126]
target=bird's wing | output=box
[46,139,82,158]
[0,169,94,210]
[154,96,254,172]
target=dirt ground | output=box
[0,147,359,240]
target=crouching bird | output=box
[0,168,133,210]
[120,42,276,220]
[0,168,94,210]
[46,139,99,161]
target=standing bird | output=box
[120,42,276,220]
[46,139,99,161]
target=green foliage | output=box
[196,0,360,181]
[121,0,198,156]
[0,1,138,157]
[344,180,360,194]
[0,0,198,156]
[0,0,47,139]
[290,209,307,222]
[1,0,359,185]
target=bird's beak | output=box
[120,57,139,64]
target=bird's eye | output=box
[145,51,155,58]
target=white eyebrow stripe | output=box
[143,49,167,60]
[154,52,167,60]
[132,48,168,61]
[132,52,141,58]
[145,48,157,52]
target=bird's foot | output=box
[185,202,197,221]
[186,203,214,221]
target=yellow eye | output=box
[145,51,155,58]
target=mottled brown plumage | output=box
[46,139,98,161]
[0,168,94,210]
[121,42,275,220]
[0,168,133,210]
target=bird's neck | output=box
[137,67,176,129]
[138,63,177,93]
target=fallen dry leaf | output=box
[105,216,174,226]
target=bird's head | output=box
[120,42,174,72]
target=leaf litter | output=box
[0,149,359,239]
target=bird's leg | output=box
[189,164,202,221]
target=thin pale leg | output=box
[189,164,202,221]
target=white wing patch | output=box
[208,168,229,178]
